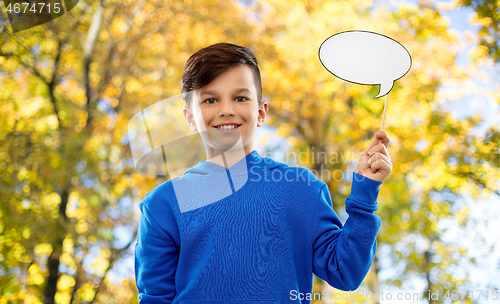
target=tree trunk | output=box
[43,242,61,304]
[84,0,104,129]
[43,189,69,304]
[423,237,436,304]
[369,242,380,304]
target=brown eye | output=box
[235,97,247,102]
[204,98,217,104]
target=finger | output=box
[369,158,392,174]
[368,153,391,166]
[363,131,390,154]
[375,131,391,149]
[371,158,393,174]
[369,144,391,160]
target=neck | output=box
[204,143,255,169]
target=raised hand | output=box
[354,131,392,183]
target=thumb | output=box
[365,131,390,151]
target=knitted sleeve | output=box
[312,172,382,291]
[135,198,179,303]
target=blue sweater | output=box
[134,150,382,303]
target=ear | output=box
[257,100,269,127]
[183,106,197,131]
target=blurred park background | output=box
[1,0,499,303]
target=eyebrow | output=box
[200,88,250,96]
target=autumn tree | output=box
[456,0,500,63]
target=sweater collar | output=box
[181,150,285,178]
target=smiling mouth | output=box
[214,124,241,130]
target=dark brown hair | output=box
[181,43,262,109]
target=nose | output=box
[218,98,235,117]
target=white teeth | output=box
[217,125,238,130]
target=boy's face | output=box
[183,64,268,156]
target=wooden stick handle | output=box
[378,93,389,144]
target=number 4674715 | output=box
[6,2,61,14]
[444,289,498,301]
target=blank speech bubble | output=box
[319,30,411,98]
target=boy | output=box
[134,43,392,303]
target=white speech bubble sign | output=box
[319,30,411,98]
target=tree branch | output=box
[468,173,500,197]
[83,0,105,130]
[48,38,64,129]
[95,0,146,103]
[69,255,84,304]
[89,231,138,304]
[0,51,48,83]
